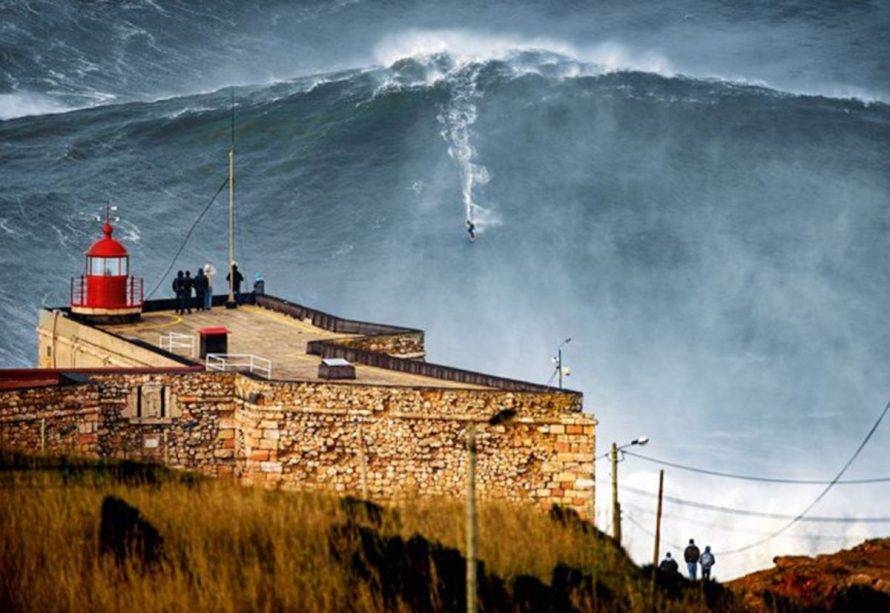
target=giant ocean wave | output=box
[3,2,890,576]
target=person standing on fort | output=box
[227,263,244,304]
[699,546,715,580]
[202,263,215,310]
[182,270,194,314]
[193,268,209,311]
[172,271,185,315]
[684,539,701,580]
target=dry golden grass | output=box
[0,454,715,612]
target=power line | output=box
[624,512,684,552]
[145,178,228,299]
[624,502,861,542]
[614,482,890,523]
[622,450,890,485]
[718,399,890,555]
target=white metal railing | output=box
[159,332,196,357]
[205,353,272,379]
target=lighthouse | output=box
[69,213,143,323]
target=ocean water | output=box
[1,0,889,578]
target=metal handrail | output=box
[159,332,196,358]
[205,353,272,379]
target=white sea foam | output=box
[374,29,675,78]
[436,64,500,233]
[373,28,890,106]
[0,92,72,120]
[0,218,21,237]
[116,219,141,243]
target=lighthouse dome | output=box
[86,222,128,257]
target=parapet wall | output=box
[0,371,595,517]
[254,294,426,358]
[36,309,193,370]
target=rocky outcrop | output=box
[729,539,890,611]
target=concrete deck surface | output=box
[101,305,486,389]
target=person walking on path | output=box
[699,546,715,580]
[658,552,679,575]
[227,263,244,304]
[193,268,209,311]
[182,270,194,314]
[173,271,186,315]
[202,263,216,310]
[684,539,701,580]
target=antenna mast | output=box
[226,88,237,309]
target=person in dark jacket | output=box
[226,263,244,304]
[684,539,701,580]
[193,268,209,311]
[182,270,194,314]
[173,271,186,315]
[658,552,679,574]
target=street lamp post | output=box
[608,436,650,546]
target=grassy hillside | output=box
[0,451,724,612]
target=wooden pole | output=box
[466,423,478,613]
[40,418,46,452]
[653,470,664,566]
[611,442,621,545]
[650,469,664,608]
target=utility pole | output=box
[557,346,564,389]
[466,422,478,613]
[650,469,664,604]
[611,442,621,545]
[653,469,664,566]
[225,88,237,310]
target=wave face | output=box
[2,2,890,577]
[3,0,890,120]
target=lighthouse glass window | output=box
[89,257,128,276]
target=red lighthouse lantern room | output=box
[70,216,143,323]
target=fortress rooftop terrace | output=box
[80,294,571,394]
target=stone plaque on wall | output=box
[142,384,163,418]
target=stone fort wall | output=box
[0,371,596,517]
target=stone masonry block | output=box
[260,461,283,473]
